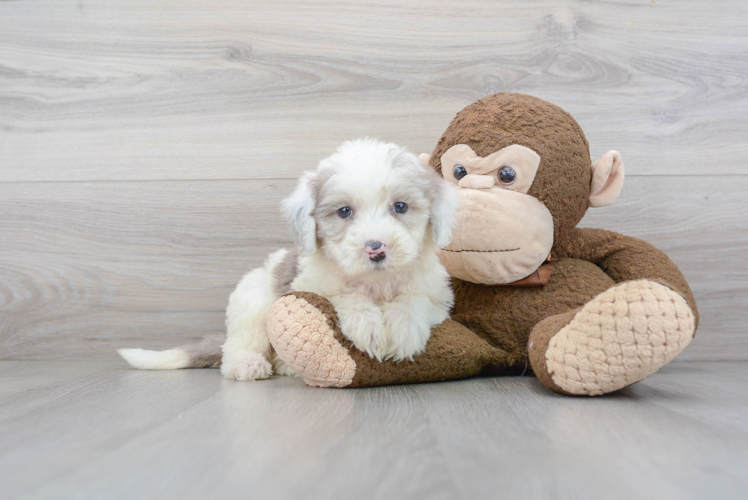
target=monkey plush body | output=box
[267,93,698,396]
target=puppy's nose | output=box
[366,241,386,262]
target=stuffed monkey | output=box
[266,93,698,396]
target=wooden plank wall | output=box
[1,0,746,361]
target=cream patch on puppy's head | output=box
[282,138,458,278]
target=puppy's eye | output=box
[499,166,516,185]
[393,202,408,214]
[453,164,468,181]
[337,206,353,218]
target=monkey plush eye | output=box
[393,202,408,214]
[337,206,353,218]
[453,164,468,181]
[499,166,517,185]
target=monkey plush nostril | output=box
[366,241,387,262]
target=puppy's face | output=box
[314,152,432,275]
[283,139,458,277]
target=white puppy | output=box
[119,138,458,381]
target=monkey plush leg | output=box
[266,292,512,388]
[528,279,696,396]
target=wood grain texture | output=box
[0,176,745,360]
[1,0,746,181]
[1,360,747,499]
[0,180,295,358]
[0,0,746,360]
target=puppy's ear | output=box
[281,171,318,256]
[429,178,459,248]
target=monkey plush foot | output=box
[267,292,511,388]
[528,279,696,396]
[267,292,356,387]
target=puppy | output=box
[119,138,458,381]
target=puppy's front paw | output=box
[221,351,273,381]
[338,307,387,361]
[383,304,430,362]
[271,354,298,377]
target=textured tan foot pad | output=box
[546,280,695,396]
[267,294,356,387]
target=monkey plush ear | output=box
[589,150,625,207]
[281,171,318,256]
[419,153,431,167]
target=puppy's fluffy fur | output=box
[119,138,458,380]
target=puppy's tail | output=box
[118,333,224,370]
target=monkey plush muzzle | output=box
[438,187,553,285]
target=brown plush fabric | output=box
[348,320,513,387]
[527,309,580,396]
[556,227,699,330]
[451,258,615,368]
[430,92,591,247]
[286,292,513,388]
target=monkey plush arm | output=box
[267,292,513,388]
[557,227,699,328]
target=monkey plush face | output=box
[437,143,554,284]
[424,93,624,285]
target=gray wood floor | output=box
[1,360,747,500]
[1,0,747,361]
